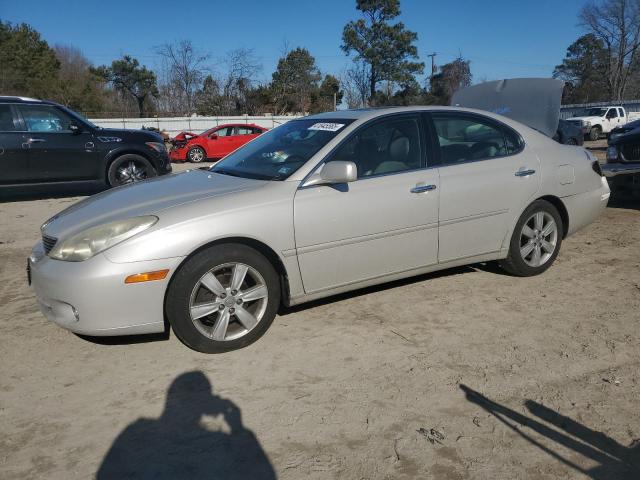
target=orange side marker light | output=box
[125,269,169,284]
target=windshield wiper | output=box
[211,168,242,178]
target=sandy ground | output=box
[1,152,639,479]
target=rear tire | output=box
[165,244,280,353]
[499,200,563,277]
[589,126,601,141]
[188,146,206,163]
[107,154,156,187]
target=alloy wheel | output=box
[189,148,205,162]
[116,160,149,184]
[519,211,558,267]
[189,262,269,341]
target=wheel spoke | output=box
[234,306,258,331]
[532,244,542,266]
[230,264,248,291]
[534,212,544,230]
[239,285,268,302]
[200,272,226,296]
[541,220,556,237]
[541,240,555,253]
[211,310,230,340]
[190,301,221,320]
[520,242,535,258]
[521,225,535,239]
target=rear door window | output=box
[431,113,521,166]
[237,126,255,135]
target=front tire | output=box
[499,200,563,277]
[187,146,206,163]
[588,126,601,141]
[107,154,157,187]
[165,244,280,353]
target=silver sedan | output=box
[29,107,610,353]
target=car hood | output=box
[451,78,564,137]
[42,170,267,240]
[94,127,164,142]
[569,116,600,123]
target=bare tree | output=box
[220,48,262,115]
[342,60,370,108]
[580,0,640,100]
[156,40,209,114]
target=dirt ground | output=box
[1,152,639,479]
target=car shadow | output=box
[607,190,640,211]
[0,183,106,202]
[460,384,640,479]
[96,370,276,479]
[280,264,489,315]
[76,330,170,346]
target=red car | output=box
[170,123,268,163]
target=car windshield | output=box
[585,108,608,116]
[210,119,353,180]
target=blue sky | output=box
[1,0,588,85]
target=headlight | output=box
[146,141,167,153]
[49,216,158,262]
[585,121,591,127]
[606,146,618,162]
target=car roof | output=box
[213,123,266,128]
[305,105,535,125]
[0,96,66,109]
[0,96,45,103]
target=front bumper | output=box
[601,162,640,177]
[155,151,173,174]
[29,241,184,336]
[169,148,187,162]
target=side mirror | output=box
[303,161,358,187]
[69,123,82,134]
[209,133,218,139]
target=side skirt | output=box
[288,249,507,307]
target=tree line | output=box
[554,0,640,103]
[0,0,473,118]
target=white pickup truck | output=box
[567,106,640,141]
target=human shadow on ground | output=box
[460,384,639,479]
[97,371,276,479]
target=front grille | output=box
[621,144,640,161]
[42,235,57,254]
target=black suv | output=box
[0,97,171,192]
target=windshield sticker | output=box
[308,122,345,132]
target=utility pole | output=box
[427,52,437,87]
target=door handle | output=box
[515,169,536,177]
[410,184,437,193]
[85,142,95,149]
[27,138,45,143]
